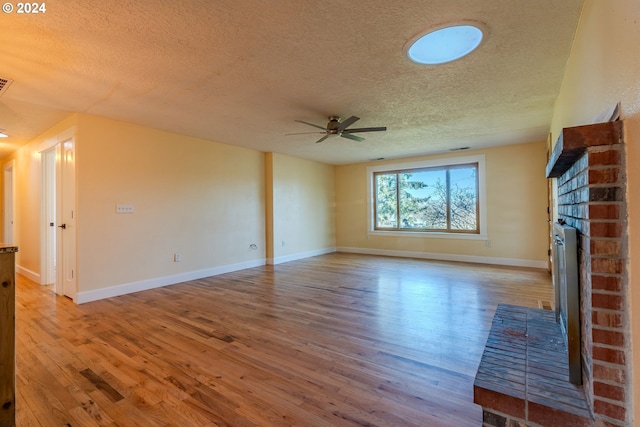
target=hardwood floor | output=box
[15,253,553,426]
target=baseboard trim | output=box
[76,258,266,304]
[336,247,548,269]
[17,265,40,283]
[267,247,336,265]
[74,247,545,304]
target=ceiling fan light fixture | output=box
[289,115,386,143]
[406,23,484,65]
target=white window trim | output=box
[366,154,488,240]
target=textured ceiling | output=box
[0,0,584,165]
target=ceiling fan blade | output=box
[337,116,360,131]
[315,134,330,144]
[341,133,365,142]
[295,120,326,130]
[285,131,326,135]
[342,126,387,133]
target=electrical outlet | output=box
[174,253,182,262]
[116,204,134,214]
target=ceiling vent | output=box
[0,78,13,97]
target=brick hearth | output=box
[475,305,591,427]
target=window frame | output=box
[366,154,487,240]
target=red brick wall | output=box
[556,141,629,426]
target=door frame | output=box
[39,126,77,299]
[58,138,77,300]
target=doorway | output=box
[41,131,77,300]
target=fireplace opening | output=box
[552,221,582,384]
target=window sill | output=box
[368,230,488,240]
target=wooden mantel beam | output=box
[546,121,624,178]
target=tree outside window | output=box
[374,163,479,233]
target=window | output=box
[367,155,486,238]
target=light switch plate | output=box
[116,204,134,214]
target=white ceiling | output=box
[0,0,584,165]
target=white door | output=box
[42,147,57,286]
[57,140,77,300]
[3,161,14,244]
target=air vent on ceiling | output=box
[0,78,14,97]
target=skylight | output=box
[407,25,484,65]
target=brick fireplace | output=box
[473,120,630,427]
[546,120,630,426]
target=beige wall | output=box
[549,0,640,423]
[335,141,549,266]
[5,113,339,301]
[628,118,640,426]
[269,152,335,262]
[75,114,266,293]
[5,114,269,299]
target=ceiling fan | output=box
[287,116,387,143]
